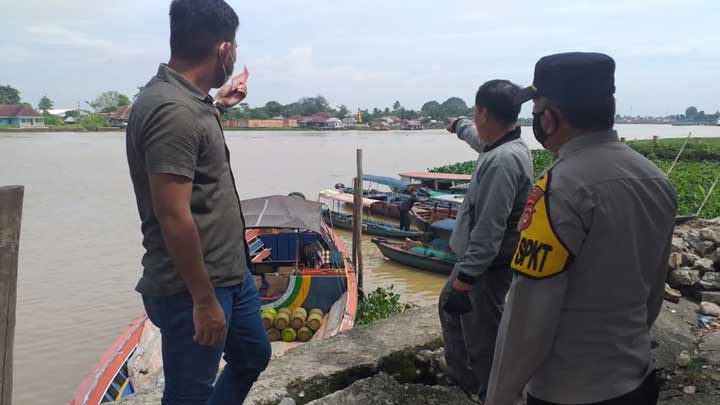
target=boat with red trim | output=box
[70,195,357,404]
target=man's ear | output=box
[542,108,558,134]
[218,41,231,57]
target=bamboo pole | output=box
[354,149,364,292]
[667,132,692,176]
[0,186,24,405]
[696,172,720,218]
[351,177,357,270]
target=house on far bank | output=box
[0,104,45,128]
[381,116,401,126]
[298,113,334,129]
[110,105,132,127]
[342,117,357,127]
[325,117,343,129]
[222,118,298,129]
[401,119,423,130]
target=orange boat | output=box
[71,195,357,404]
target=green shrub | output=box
[42,112,63,126]
[78,115,110,130]
[356,286,417,326]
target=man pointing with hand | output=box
[126,1,270,403]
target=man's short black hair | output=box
[170,0,239,61]
[475,80,521,126]
[555,97,616,131]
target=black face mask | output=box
[532,110,556,148]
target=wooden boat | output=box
[322,209,429,239]
[70,314,147,404]
[336,174,422,201]
[320,187,457,220]
[372,238,456,275]
[71,195,357,404]
[411,195,463,241]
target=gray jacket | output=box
[449,119,533,282]
[487,130,677,404]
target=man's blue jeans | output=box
[143,270,271,405]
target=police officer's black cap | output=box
[515,52,616,106]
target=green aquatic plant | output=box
[356,285,417,326]
[430,139,720,218]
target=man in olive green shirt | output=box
[126,1,269,403]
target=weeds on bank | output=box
[356,286,418,326]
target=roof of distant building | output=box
[110,105,132,120]
[326,117,342,123]
[299,115,328,123]
[0,104,41,118]
[47,109,75,116]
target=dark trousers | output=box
[439,268,512,399]
[528,370,659,405]
[399,210,411,231]
[142,269,271,405]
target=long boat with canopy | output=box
[71,195,357,405]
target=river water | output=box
[1,124,719,403]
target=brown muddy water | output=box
[2,125,719,403]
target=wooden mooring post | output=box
[0,186,24,405]
[352,150,364,293]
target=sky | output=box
[3,0,719,117]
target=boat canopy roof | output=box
[319,189,383,209]
[363,175,420,191]
[242,195,323,234]
[399,172,471,183]
[427,194,465,205]
[450,182,470,191]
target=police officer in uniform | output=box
[485,53,677,405]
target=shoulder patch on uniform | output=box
[512,172,570,279]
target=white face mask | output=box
[220,46,236,85]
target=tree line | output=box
[222,95,474,123]
[0,84,131,115]
[7,81,714,126]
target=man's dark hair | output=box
[475,80,522,126]
[555,97,616,131]
[170,0,239,61]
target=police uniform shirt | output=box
[486,130,677,404]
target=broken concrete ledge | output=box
[305,372,476,405]
[120,300,719,404]
[120,305,445,405]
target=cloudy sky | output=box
[3,0,719,116]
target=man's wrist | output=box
[452,116,470,133]
[189,282,216,306]
[213,100,228,114]
[456,271,477,284]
